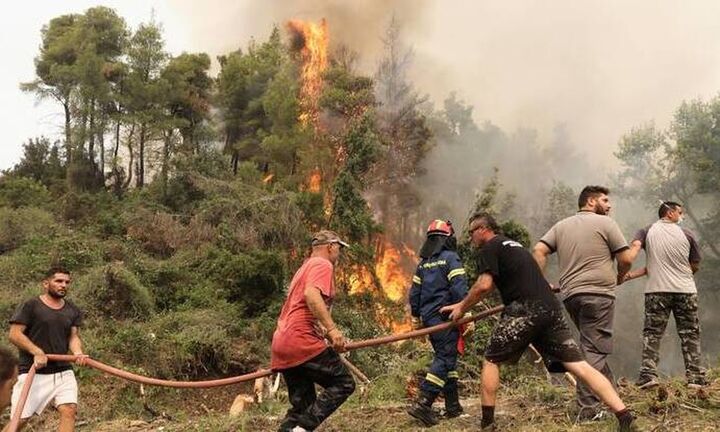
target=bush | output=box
[74,262,154,320]
[0,177,51,208]
[0,207,56,253]
[90,307,237,378]
[200,247,286,316]
[124,208,215,257]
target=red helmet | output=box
[426,219,454,236]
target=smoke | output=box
[168,0,720,378]
[166,0,430,72]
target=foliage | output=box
[329,112,381,242]
[4,137,66,189]
[0,177,51,208]
[0,208,56,253]
[74,262,154,320]
[614,98,720,262]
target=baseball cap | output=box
[311,230,350,248]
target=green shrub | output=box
[5,231,106,273]
[90,307,238,378]
[0,177,51,208]
[74,263,154,320]
[200,247,286,316]
[0,207,56,253]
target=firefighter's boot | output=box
[444,382,463,418]
[407,390,439,427]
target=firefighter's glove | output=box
[411,316,423,330]
[462,312,475,336]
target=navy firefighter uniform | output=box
[407,220,469,427]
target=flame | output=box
[262,173,274,184]
[308,168,322,193]
[348,238,417,334]
[286,19,329,126]
[375,240,414,302]
[349,239,416,301]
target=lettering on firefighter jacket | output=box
[409,250,469,322]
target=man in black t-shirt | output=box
[441,213,635,431]
[5,267,87,432]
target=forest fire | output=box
[347,238,417,333]
[287,18,414,333]
[286,18,328,126]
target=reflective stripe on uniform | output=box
[448,268,466,280]
[447,371,459,379]
[413,275,422,284]
[425,373,445,388]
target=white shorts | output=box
[10,370,78,419]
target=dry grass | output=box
[8,369,718,431]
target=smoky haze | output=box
[171,0,720,167]
[168,1,720,378]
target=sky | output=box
[4,0,720,170]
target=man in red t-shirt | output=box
[271,230,355,432]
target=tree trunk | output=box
[162,129,172,197]
[98,121,105,185]
[123,124,135,189]
[113,119,121,165]
[88,99,96,170]
[137,123,146,188]
[63,99,72,163]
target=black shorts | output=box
[484,301,584,366]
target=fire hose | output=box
[7,305,504,432]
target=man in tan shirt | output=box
[533,185,635,421]
[625,201,706,389]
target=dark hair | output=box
[578,185,610,209]
[44,266,70,280]
[0,346,18,382]
[469,212,500,233]
[658,201,682,219]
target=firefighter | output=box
[407,219,470,427]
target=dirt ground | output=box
[4,373,718,431]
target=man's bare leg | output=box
[56,404,76,432]
[480,360,501,428]
[563,361,625,412]
[481,361,500,406]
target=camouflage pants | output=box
[640,293,704,382]
[278,348,356,431]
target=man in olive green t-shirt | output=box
[533,185,635,420]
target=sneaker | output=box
[635,376,659,390]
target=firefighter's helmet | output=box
[426,219,454,237]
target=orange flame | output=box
[262,173,274,184]
[286,19,329,126]
[348,238,417,333]
[375,241,415,302]
[308,168,322,193]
